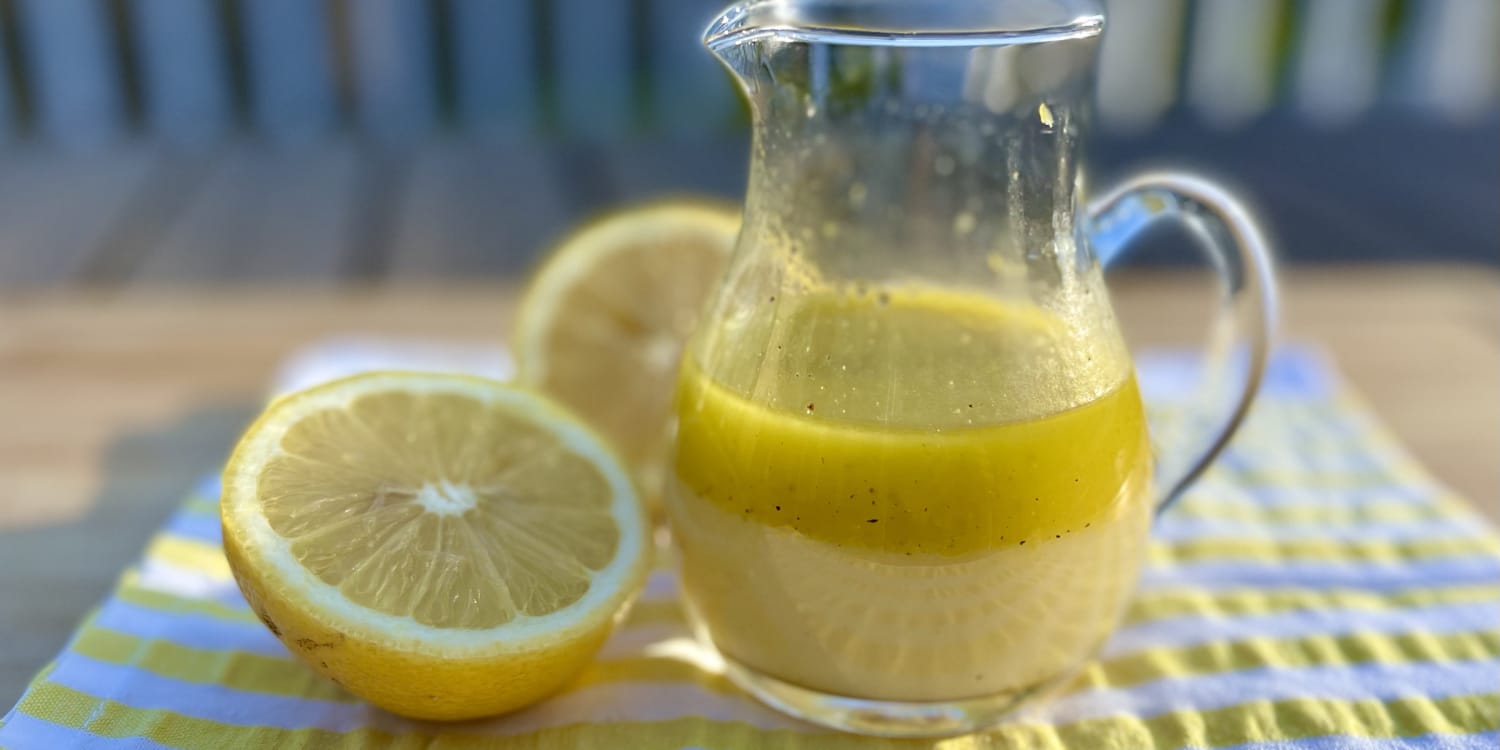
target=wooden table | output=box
[1,265,1495,705]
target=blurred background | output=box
[0,0,1493,285]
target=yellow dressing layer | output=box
[676,363,1148,556]
[674,286,1151,557]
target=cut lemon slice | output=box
[514,200,738,501]
[221,372,649,720]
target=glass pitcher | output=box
[666,0,1276,738]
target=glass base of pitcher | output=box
[720,652,1063,739]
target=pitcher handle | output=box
[1088,171,1278,512]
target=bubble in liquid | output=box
[934,155,956,176]
[954,211,977,236]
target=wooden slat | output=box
[1291,0,1385,127]
[1092,115,1499,265]
[72,154,218,285]
[646,0,736,134]
[449,0,537,135]
[0,148,157,284]
[0,8,19,141]
[552,0,634,139]
[340,149,412,280]
[1184,0,1285,129]
[388,140,572,278]
[344,0,436,141]
[599,138,746,203]
[1395,0,1500,121]
[14,0,124,148]
[238,0,337,142]
[1229,117,1497,261]
[130,144,360,282]
[1282,133,1496,261]
[1096,0,1186,133]
[127,0,233,145]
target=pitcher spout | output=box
[703,2,756,58]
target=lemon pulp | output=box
[260,389,621,627]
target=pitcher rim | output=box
[704,0,1105,52]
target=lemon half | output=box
[514,200,738,500]
[221,372,649,720]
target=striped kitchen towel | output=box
[1,347,1497,749]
